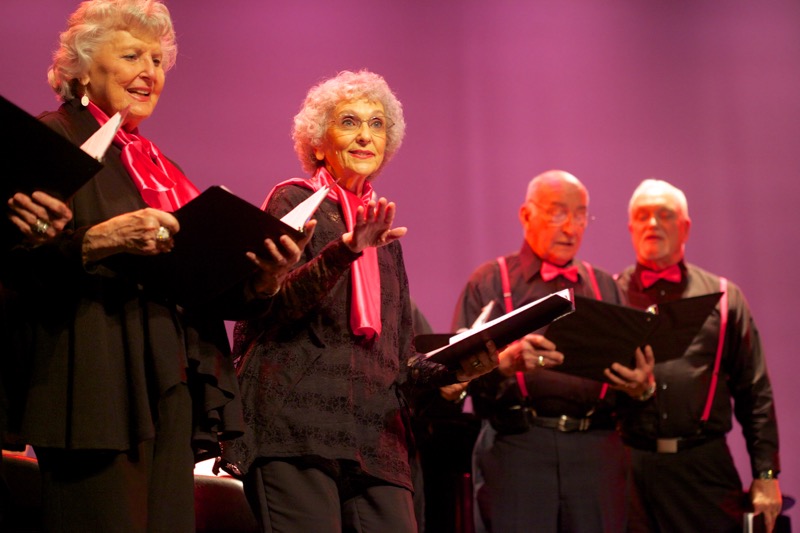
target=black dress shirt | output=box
[452,243,625,421]
[616,261,780,476]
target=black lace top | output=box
[222,184,453,490]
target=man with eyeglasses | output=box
[615,179,783,533]
[451,170,652,533]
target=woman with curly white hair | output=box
[2,1,310,530]
[223,70,498,532]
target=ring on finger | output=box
[471,359,483,369]
[538,355,545,367]
[33,218,50,235]
[155,226,171,242]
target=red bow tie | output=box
[540,262,579,283]
[640,265,682,288]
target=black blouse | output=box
[223,184,453,490]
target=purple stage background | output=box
[2,0,798,518]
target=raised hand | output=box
[342,197,407,253]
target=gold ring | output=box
[538,355,545,367]
[471,359,482,369]
[155,226,171,242]
[33,218,50,235]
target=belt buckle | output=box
[656,438,678,453]
[557,415,569,432]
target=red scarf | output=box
[87,102,198,211]
[263,167,382,340]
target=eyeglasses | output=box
[330,113,393,136]
[528,201,592,227]
[631,208,678,224]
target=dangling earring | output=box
[80,86,89,107]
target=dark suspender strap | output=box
[701,277,728,422]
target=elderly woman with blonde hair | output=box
[223,70,498,532]
[2,1,309,530]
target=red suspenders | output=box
[701,277,728,422]
[496,257,607,399]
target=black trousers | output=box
[475,425,630,533]
[243,457,417,533]
[628,437,745,533]
[35,384,195,533]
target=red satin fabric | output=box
[540,262,579,283]
[640,264,682,288]
[263,167,382,340]
[86,102,198,212]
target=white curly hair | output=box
[292,70,406,176]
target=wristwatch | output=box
[757,469,779,480]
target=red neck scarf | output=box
[87,102,198,212]
[640,264,682,288]
[263,167,381,340]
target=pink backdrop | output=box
[2,0,798,519]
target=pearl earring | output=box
[80,86,89,107]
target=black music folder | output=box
[1,94,103,201]
[420,289,575,370]
[545,293,722,382]
[106,186,306,307]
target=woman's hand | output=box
[440,382,469,402]
[81,207,180,264]
[497,334,564,376]
[342,197,407,253]
[455,340,499,382]
[604,345,656,400]
[7,191,73,243]
[246,219,316,299]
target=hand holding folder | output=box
[418,289,575,370]
[105,185,324,307]
[545,293,723,382]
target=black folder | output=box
[545,293,722,382]
[1,94,103,201]
[106,186,304,307]
[421,290,575,370]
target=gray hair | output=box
[292,70,406,176]
[48,0,177,101]
[628,178,690,220]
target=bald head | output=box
[525,170,589,204]
[520,170,589,266]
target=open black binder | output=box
[1,95,103,201]
[545,293,722,382]
[106,186,305,307]
[420,289,574,370]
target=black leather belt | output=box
[625,434,722,453]
[530,415,593,433]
